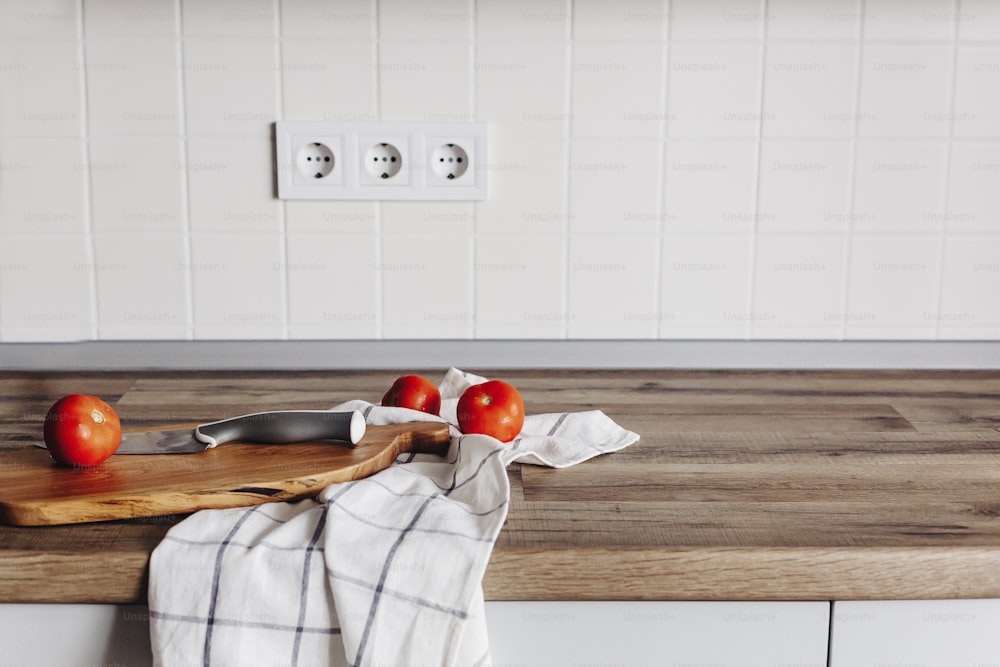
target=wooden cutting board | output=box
[0,421,451,526]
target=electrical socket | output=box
[275,121,487,201]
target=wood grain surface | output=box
[1,369,999,603]
[0,421,451,526]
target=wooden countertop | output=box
[2,369,1000,603]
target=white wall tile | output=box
[958,0,1000,41]
[0,0,998,344]
[863,0,956,41]
[280,0,375,40]
[567,235,658,338]
[572,42,665,139]
[663,140,757,233]
[183,40,278,137]
[378,42,472,122]
[378,0,472,41]
[286,232,378,339]
[573,0,667,41]
[763,44,858,138]
[476,138,568,235]
[85,39,181,136]
[757,140,852,234]
[667,43,762,139]
[938,237,1000,339]
[476,42,569,138]
[186,138,281,233]
[858,45,952,138]
[281,40,376,122]
[475,233,565,338]
[0,0,78,39]
[93,232,189,339]
[285,201,377,235]
[946,141,1000,233]
[660,234,752,339]
[84,0,177,38]
[952,47,1000,138]
[752,234,846,338]
[670,0,765,40]
[0,234,93,341]
[570,139,662,235]
[190,233,285,339]
[0,40,83,138]
[380,233,472,338]
[846,235,941,339]
[182,0,276,38]
[0,138,86,234]
[89,138,184,232]
[852,141,947,233]
[382,202,473,236]
[476,0,570,42]
[767,0,860,41]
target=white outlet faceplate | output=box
[275,121,488,201]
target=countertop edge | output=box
[10,546,999,605]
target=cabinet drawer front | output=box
[486,600,830,667]
[831,599,1000,667]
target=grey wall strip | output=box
[1,341,999,370]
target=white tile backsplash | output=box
[857,45,953,138]
[0,233,94,341]
[852,141,948,234]
[757,140,852,234]
[663,140,757,233]
[0,0,997,343]
[89,137,184,232]
[92,232,189,339]
[568,234,658,339]
[667,42,763,139]
[939,236,1000,339]
[84,38,181,136]
[189,233,286,339]
[953,46,1000,138]
[846,235,942,339]
[0,39,83,138]
[286,232,378,339]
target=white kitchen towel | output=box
[148,368,638,667]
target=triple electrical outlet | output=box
[275,121,488,201]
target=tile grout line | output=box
[562,0,574,341]
[175,0,195,340]
[746,0,769,342]
[470,0,477,340]
[373,0,383,340]
[654,0,670,340]
[932,0,963,340]
[839,0,867,342]
[77,0,100,341]
[275,0,290,340]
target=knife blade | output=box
[36,409,367,455]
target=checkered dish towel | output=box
[148,368,639,667]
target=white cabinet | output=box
[485,601,831,667]
[830,600,1000,667]
[2,601,830,667]
[0,604,152,667]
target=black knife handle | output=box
[195,410,365,448]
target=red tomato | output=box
[43,394,122,467]
[456,380,525,442]
[381,375,442,416]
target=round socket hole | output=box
[296,142,335,179]
[431,143,469,181]
[363,143,402,180]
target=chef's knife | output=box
[38,409,366,455]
